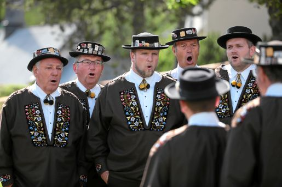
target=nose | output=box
[147,54,153,62]
[89,62,96,69]
[186,45,192,52]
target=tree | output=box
[249,0,282,40]
[21,0,216,70]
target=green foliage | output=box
[249,0,282,17]
[165,0,199,9]
[24,6,44,26]
[197,32,227,65]
[0,0,5,23]
[0,84,26,97]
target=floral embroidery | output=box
[25,103,48,147]
[240,76,260,107]
[120,88,144,131]
[0,174,11,183]
[151,88,170,131]
[54,103,70,147]
[120,87,170,131]
[216,93,231,119]
[80,175,87,183]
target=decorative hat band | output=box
[172,28,197,39]
[76,43,105,56]
[132,40,161,48]
[257,46,282,65]
[33,47,61,58]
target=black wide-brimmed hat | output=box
[69,41,111,62]
[166,28,206,45]
[27,47,68,71]
[122,32,169,50]
[165,67,230,101]
[217,26,262,49]
[244,40,282,66]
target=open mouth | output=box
[51,80,57,83]
[89,73,95,76]
[147,65,152,69]
[232,56,239,60]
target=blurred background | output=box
[0,0,281,108]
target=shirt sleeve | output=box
[220,107,261,187]
[0,103,14,186]
[86,87,110,175]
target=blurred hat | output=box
[166,28,206,45]
[217,26,262,49]
[165,67,230,101]
[28,47,68,71]
[69,41,111,62]
[244,40,282,66]
[122,32,168,50]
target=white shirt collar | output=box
[75,79,101,94]
[188,112,226,127]
[224,64,256,80]
[125,69,161,84]
[30,82,61,100]
[265,83,282,97]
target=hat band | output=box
[34,47,61,58]
[132,40,161,48]
[76,43,105,55]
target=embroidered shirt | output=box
[189,112,226,128]
[30,83,61,140]
[265,83,282,97]
[125,69,162,126]
[224,64,256,112]
[76,79,101,117]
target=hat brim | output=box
[27,54,68,71]
[121,45,169,50]
[69,52,111,62]
[217,33,262,49]
[166,36,207,45]
[164,78,230,101]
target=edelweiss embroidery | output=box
[0,174,11,183]
[151,88,170,131]
[54,103,71,147]
[240,76,259,107]
[25,103,48,147]
[120,88,144,131]
[216,93,231,119]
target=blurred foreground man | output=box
[221,41,282,187]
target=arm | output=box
[220,107,261,187]
[0,105,14,186]
[141,142,170,187]
[85,87,110,182]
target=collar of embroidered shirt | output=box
[225,64,256,82]
[126,69,161,86]
[76,79,100,95]
[188,112,226,127]
[265,83,282,97]
[30,82,60,101]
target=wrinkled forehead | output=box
[77,55,103,61]
[40,58,64,66]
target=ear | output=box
[179,100,188,113]
[33,66,38,77]
[215,96,220,108]
[249,45,256,57]
[172,45,176,55]
[130,51,135,61]
[73,63,78,74]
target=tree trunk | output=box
[132,0,145,34]
[267,1,282,40]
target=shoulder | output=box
[60,81,76,90]
[160,74,176,84]
[231,97,261,128]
